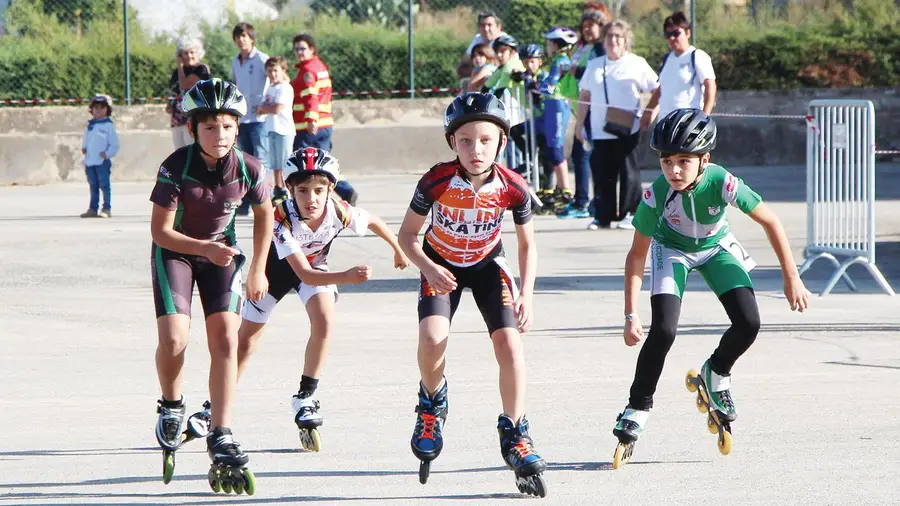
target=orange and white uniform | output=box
[292,56,334,132]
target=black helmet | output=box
[650,108,717,155]
[181,78,247,120]
[443,93,510,147]
[519,43,543,60]
[491,34,518,52]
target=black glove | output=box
[510,70,525,83]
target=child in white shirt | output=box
[258,56,296,199]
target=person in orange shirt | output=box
[291,34,358,205]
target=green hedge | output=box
[1,13,899,102]
[503,0,584,47]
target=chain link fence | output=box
[0,0,897,104]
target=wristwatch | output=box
[624,313,636,322]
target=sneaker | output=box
[587,219,610,230]
[616,213,635,230]
[556,203,591,219]
[98,209,111,218]
[80,209,98,218]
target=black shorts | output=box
[417,243,519,335]
[151,243,245,318]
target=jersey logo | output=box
[224,200,239,213]
[725,175,737,193]
[708,206,721,216]
[159,166,172,178]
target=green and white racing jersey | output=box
[633,164,762,253]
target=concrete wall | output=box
[1,88,898,185]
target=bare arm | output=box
[702,79,718,114]
[624,232,652,316]
[748,202,810,311]
[150,203,210,256]
[248,200,274,275]
[467,66,494,91]
[368,214,402,253]
[285,253,350,286]
[515,221,537,297]
[398,209,435,273]
[640,87,661,130]
[574,89,591,142]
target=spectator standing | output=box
[232,22,270,215]
[575,20,658,231]
[80,94,119,218]
[457,12,508,79]
[291,34,358,205]
[166,37,210,149]
[640,11,718,129]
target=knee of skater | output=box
[209,333,240,358]
[419,333,446,352]
[237,335,257,361]
[647,325,677,350]
[737,314,761,338]
[158,334,189,357]
[490,330,523,360]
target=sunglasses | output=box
[664,28,683,39]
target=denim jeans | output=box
[86,159,112,211]
[293,126,333,153]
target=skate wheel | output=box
[242,469,256,496]
[718,429,733,455]
[685,369,699,392]
[310,428,321,452]
[418,460,430,485]
[221,476,233,494]
[612,442,630,470]
[696,395,708,413]
[232,470,245,495]
[707,415,718,434]
[532,474,547,498]
[208,469,221,493]
[162,452,175,484]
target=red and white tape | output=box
[0,87,461,106]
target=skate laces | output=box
[717,389,735,412]
[511,438,535,460]
[211,432,242,456]
[418,413,438,441]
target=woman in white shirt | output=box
[575,20,658,230]
[640,11,717,129]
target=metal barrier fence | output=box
[799,99,894,296]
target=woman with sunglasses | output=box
[639,11,718,130]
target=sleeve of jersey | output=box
[344,202,370,236]
[247,160,272,205]
[632,186,660,237]
[149,160,181,210]
[409,175,435,216]
[509,179,533,225]
[272,209,303,260]
[721,171,762,214]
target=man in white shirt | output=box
[640,11,717,129]
[456,12,508,78]
[231,22,270,215]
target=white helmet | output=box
[544,26,578,46]
[283,147,340,184]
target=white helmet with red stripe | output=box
[283,147,340,185]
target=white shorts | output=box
[240,261,338,324]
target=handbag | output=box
[601,57,639,138]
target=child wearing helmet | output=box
[481,35,526,98]
[537,26,579,212]
[148,78,274,485]
[233,147,409,451]
[609,108,810,468]
[398,92,548,496]
[508,44,553,197]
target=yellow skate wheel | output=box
[221,477,233,494]
[685,369,699,393]
[718,430,733,455]
[612,443,629,470]
[232,470,244,495]
[707,415,718,434]
[208,469,221,493]
[695,395,708,413]
[162,452,175,484]
[310,428,322,452]
[242,469,256,496]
